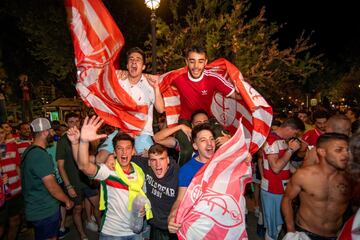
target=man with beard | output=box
[16,122,33,157]
[301,111,328,147]
[21,118,73,240]
[169,46,238,164]
[171,45,237,121]
[282,133,351,240]
[168,123,216,234]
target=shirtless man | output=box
[282,133,351,239]
[302,114,351,167]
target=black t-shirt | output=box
[132,156,179,230]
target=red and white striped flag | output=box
[65,0,148,135]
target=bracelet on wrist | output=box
[287,148,294,155]
[65,184,73,190]
[80,139,89,144]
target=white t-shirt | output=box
[95,164,138,237]
[116,72,155,136]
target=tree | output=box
[145,0,323,105]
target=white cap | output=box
[30,118,52,132]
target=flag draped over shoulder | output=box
[160,58,273,153]
[65,0,148,134]
[165,60,273,239]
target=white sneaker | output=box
[86,220,98,232]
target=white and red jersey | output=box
[16,139,33,157]
[261,132,291,194]
[172,70,234,120]
[0,141,21,199]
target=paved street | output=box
[19,197,263,240]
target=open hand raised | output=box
[80,116,108,143]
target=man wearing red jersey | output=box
[302,111,328,147]
[171,45,236,121]
[171,46,238,164]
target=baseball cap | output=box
[30,118,52,132]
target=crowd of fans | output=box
[0,45,359,240]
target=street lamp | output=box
[145,0,160,74]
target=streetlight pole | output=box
[145,0,160,74]
[150,11,157,74]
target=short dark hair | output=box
[126,47,145,63]
[148,144,167,155]
[51,120,61,131]
[281,117,305,131]
[112,133,135,148]
[271,120,282,128]
[191,123,214,143]
[316,132,349,148]
[297,110,309,115]
[65,112,80,123]
[19,122,30,128]
[1,122,10,127]
[185,45,207,58]
[312,111,328,121]
[190,109,209,124]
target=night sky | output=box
[258,0,360,59]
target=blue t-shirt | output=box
[178,156,204,187]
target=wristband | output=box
[65,184,73,190]
[287,148,294,155]
[80,139,89,144]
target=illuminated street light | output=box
[145,0,160,74]
[145,0,160,10]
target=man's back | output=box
[296,165,350,237]
[21,145,59,221]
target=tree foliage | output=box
[145,0,323,102]
[328,66,360,103]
